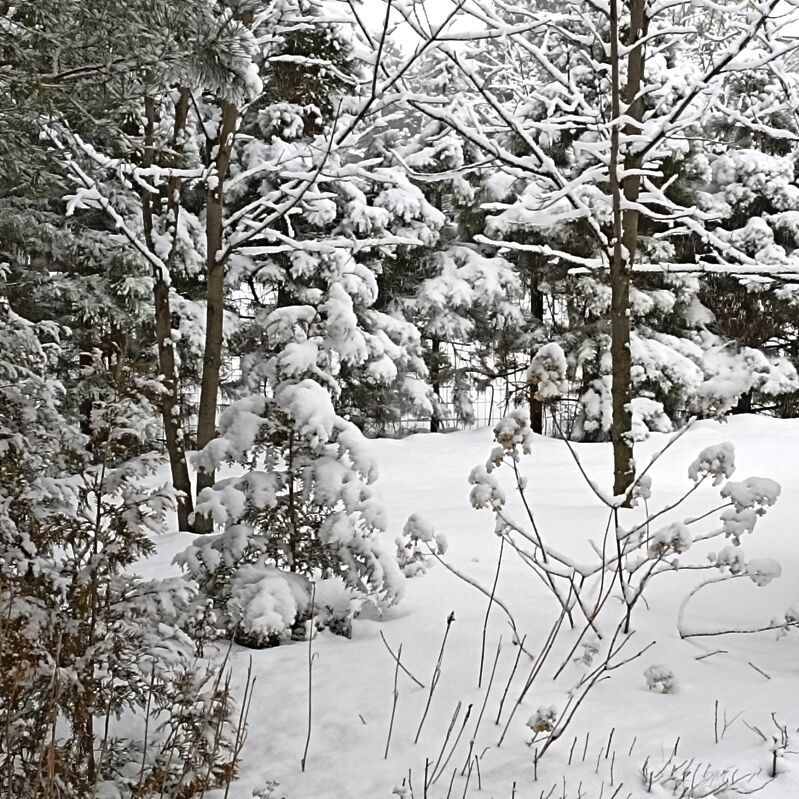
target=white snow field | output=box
[150,416,799,798]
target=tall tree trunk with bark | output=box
[192,10,259,535]
[525,253,546,435]
[142,94,195,531]
[430,336,441,433]
[608,0,648,499]
[194,99,239,532]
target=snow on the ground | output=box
[146,415,799,798]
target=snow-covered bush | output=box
[253,780,288,799]
[573,637,600,667]
[644,665,676,693]
[396,513,448,577]
[527,342,568,402]
[177,381,406,647]
[641,755,771,796]
[0,308,245,797]
[461,409,786,761]
[527,705,558,734]
[648,522,692,558]
[688,442,736,485]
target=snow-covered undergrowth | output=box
[147,416,799,798]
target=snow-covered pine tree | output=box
[393,0,799,490]
[5,0,262,532]
[225,1,441,435]
[690,61,799,416]
[175,379,407,647]
[0,299,245,797]
[175,0,452,645]
[1,0,177,459]
[378,54,525,431]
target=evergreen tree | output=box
[397,0,799,485]
[0,301,244,797]
[384,58,526,431]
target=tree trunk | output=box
[430,336,441,433]
[429,187,444,434]
[79,345,94,445]
[608,0,648,499]
[153,279,195,531]
[733,390,753,414]
[194,99,239,531]
[142,95,195,531]
[528,263,545,435]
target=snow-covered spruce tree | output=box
[0,171,176,457]
[0,302,245,797]
[480,164,730,439]
[172,7,467,647]
[689,63,799,416]
[21,0,285,535]
[394,0,799,494]
[406,42,578,434]
[371,54,525,432]
[0,0,256,531]
[1,2,179,462]
[225,5,443,434]
[394,12,665,438]
[176,379,407,647]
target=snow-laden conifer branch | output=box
[48,135,173,286]
[638,0,789,160]
[393,4,610,252]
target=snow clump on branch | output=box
[688,442,736,485]
[396,513,448,577]
[527,342,568,401]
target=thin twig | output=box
[380,631,425,689]
[463,638,502,775]
[385,643,403,759]
[415,612,456,744]
[695,649,728,661]
[479,537,504,688]
[747,661,772,680]
[301,583,317,772]
[432,704,473,785]
[430,702,462,784]
[495,634,526,725]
